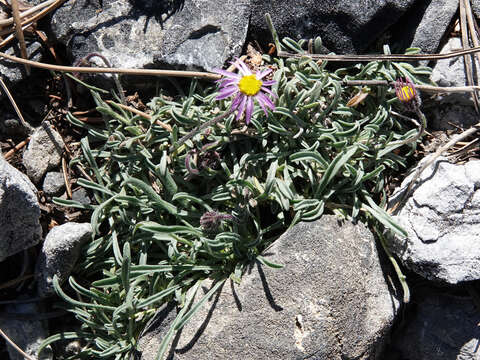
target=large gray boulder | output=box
[50,0,249,72]
[404,0,458,55]
[389,157,480,284]
[250,0,418,54]
[388,292,480,360]
[0,154,42,262]
[35,222,93,297]
[135,216,399,360]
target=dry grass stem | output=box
[0,50,222,79]
[10,0,30,74]
[0,77,31,131]
[62,155,72,199]
[464,0,480,104]
[460,0,479,112]
[0,328,36,360]
[0,274,33,290]
[0,0,56,26]
[0,0,66,38]
[3,137,30,160]
[344,80,480,93]
[278,45,480,61]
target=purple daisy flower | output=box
[213,59,276,125]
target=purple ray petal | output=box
[257,92,276,110]
[261,80,276,86]
[218,78,239,88]
[230,59,251,76]
[212,68,241,79]
[216,86,239,100]
[256,68,272,79]
[245,97,254,125]
[257,96,269,116]
[260,86,277,98]
[231,93,243,110]
[236,95,247,121]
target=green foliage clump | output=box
[40,37,432,359]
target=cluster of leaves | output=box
[39,36,432,359]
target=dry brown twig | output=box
[0,0,55,27]
[3,136,30,160]
[10,0,30,74]
[62,155,72,199]
[0,76,32,132]
[459,0,479,112]
[0,327,36,360]
[0,0,65,51]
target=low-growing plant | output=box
[39,33,432,359]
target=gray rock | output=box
[431,37,478,88]
[50,0,249,72]
[0,42,43,88]
[71,187,91,205]
[389,157,480,284]
[42,171,65,196]
[0,154,42,262]
[407,0,458,56]
[427,37,478,130]
[425,95,479,130]
[135,216,400,360]
[0,114,28,136]
[0,302,53,360]
[35,222,92,297]
[472,0,480,19]
[250,0,417,55]
[23,122,65,184]
[389,292,480,360]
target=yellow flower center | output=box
[399,85,415,102]
[238,75,262,96]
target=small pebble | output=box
[42,171,65,196]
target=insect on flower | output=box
[213,59,277,124]
[394,77,420,111]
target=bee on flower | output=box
[213,59,277,124]
[394,77,421,111]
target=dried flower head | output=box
[200,211,235,231]
[213,59,277,124]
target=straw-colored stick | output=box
[10,0,30,74]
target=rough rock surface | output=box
[429,37,478,130]
[472,0,480,19]
[50,0,249,72]
[36,222,92,297]
[0,154,42,262]
[71,187,91,205]
[403,0,458,55]
[0,113,29,136]
[389,292,480,360]
[22,122,65,184]
[135,216,399,360]
[389,157,480,284]
[250,0,417,54]
[42,171,65,196]
[0,42,43,88]
[0,302,53,360]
